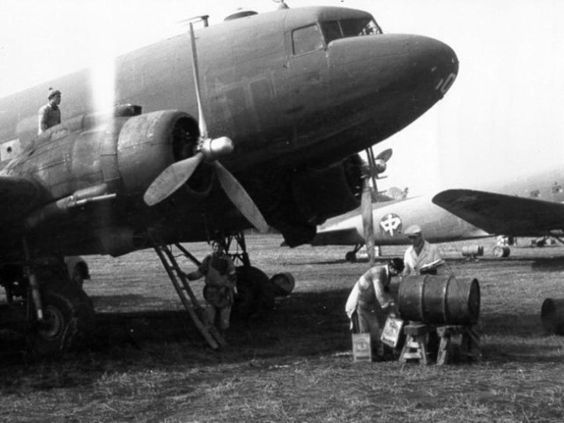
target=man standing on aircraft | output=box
[345,258,404,360]
[402,225,444,276]
[187,240,237,336]
[38,88,62,134]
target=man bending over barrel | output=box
[345,258,404,360]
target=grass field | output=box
[1,235,563,422]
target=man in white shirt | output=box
[402,225,444,276]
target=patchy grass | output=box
[1,235,564,422]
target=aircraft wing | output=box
[432,189,564,235]
[0,176,43,223]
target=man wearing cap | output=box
[38,89,62,134]
[402,224,444,276]
[345,258,404,359]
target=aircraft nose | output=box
[402,34,459,98]
[327,34,458,145]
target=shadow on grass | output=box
[89,294,170,309]
[0,288,352,390]
[531,256,564,271]
[484,341,564,364]
[1,288,561,391]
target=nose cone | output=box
[327,34,458,149]
[400,34,459,99]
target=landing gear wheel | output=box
[345,251,357,262]
[235,266,275,319]
[29,285,95,357]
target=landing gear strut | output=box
[150,231,291,348]
[0,248,95,357]
[345,243,382,262]
[215,233,276,320]
[345,244,363,262]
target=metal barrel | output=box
[461,245,484,257]
[398,274,480,324]
[541,298,564,335]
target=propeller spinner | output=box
[143,22,269,233]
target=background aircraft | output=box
[314,156,564,262]
[312,187,489,262]
[0,6,458,354]
[433,164,564,257]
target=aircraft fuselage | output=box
[0,6,458,256]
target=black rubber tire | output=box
[29,283,95,357]
[345,251,357,263]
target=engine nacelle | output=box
[291,156,363,226]
[248,154,364,247]
[117,110,213,198]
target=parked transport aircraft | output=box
[0,6,458,353]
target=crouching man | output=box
[345,258,404,360]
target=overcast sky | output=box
[1,0,563,194]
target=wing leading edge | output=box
[432,189,564,236]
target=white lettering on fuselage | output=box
[436,72,457,95]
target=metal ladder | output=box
[152,242,226,349]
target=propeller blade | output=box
[189,22,208,138]
[375,148,393,163]
[364,148,379,200]
[361,178,375,266]
[213,161,269,233]
[143,153,204,206]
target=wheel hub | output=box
[39,305,65,339]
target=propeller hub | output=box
[374,159,387,174]
[199,136,234,161]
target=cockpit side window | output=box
[321,18,382,46]
[341,18,381,36]
[292,24,324,55]
[322,21,342,45]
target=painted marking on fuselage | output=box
[380,213,402,237]
[436,72,457,95]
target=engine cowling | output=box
[117,110,213,199]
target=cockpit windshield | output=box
[321,18,382,45]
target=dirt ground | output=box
[1,234,563,422]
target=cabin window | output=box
[321,18,382,45]
[292,24,324,55]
